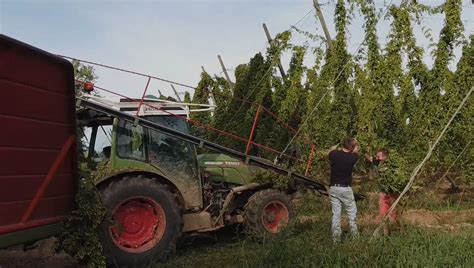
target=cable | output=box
[77,80,305,162]
[294,8,316,27]
[213,7,315,144]
[371,86,473,238]
[433,139,471,188]
[65,54,313,155]
[279,0,395,158]
[58,55,196,90]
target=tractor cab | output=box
[79,95,192,162]
[77,94,214,209]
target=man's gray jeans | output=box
[329,186,358,241]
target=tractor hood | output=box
[198,154,266,185]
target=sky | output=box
[1,0,473,100]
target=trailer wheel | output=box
[99,175,182,266]
[243,189,294,236]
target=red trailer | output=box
[0,35,77,248]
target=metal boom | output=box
[77,97,328,194]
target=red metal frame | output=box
[20,135,76,223]
[63,55,315,145]
[87,82,304,162]
[80,81,311,163]
[245,105,262,155]
[69,54,321,175]
[136,76,152,116]
[0,135,75,235]
[305,144,316,176]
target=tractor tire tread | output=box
[243,189,294,236]
[99,175,182,267]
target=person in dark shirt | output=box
[328,138,359,242]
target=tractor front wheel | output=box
[243,189,294,236]
[99,175,182,266]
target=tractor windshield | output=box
[146,115,190,134]
[116,116,198,181]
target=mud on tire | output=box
[99,175,182,267]
[243,189,294,236]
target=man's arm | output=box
[328,148,336,161]
[327,144,339,161]
[352,144,359,154]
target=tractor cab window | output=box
[83,124,113,164]
[146,115,190,134]
[117,121,147,161]
[146,116,198,180]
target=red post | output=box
[245,105,263,155]
[136,76,152,116]
[20,135,76,223]
[305,144,316,176]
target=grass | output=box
[161,194,474,268]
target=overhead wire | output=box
[58,55,196,90]
[278,0,396,158]
[433,139,472,188]
[212,6,316,144]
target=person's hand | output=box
[330,144,338,151]
[365,153,373,162]
[352,145,359,154]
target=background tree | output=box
[190,72,212,137]
[209,76,233,140]
[411,0,463,163]
[183,91,192,103]
[329,0,355,142]
[184,0,472,185]
[445,35,474,184]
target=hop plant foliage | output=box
[188,0,472,185]
[254,170,290,189]
[59,170,107,267]
[378,152,411,194]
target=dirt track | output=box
[0,238,75,268]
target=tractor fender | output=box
[95,169,186,209]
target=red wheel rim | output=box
[261,201,289,233]
[109,197,166,253]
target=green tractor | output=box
[78,95,302,266]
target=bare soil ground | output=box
[0,238,75,268]
[299,207,474,229]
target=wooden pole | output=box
[170,84,182,102]
[217,54,233,88]
[312,0,333,51]
[262,23,286,78]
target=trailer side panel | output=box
[0,35,77,238]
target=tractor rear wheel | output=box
[243,189,294,236]
[99,175,182,266]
